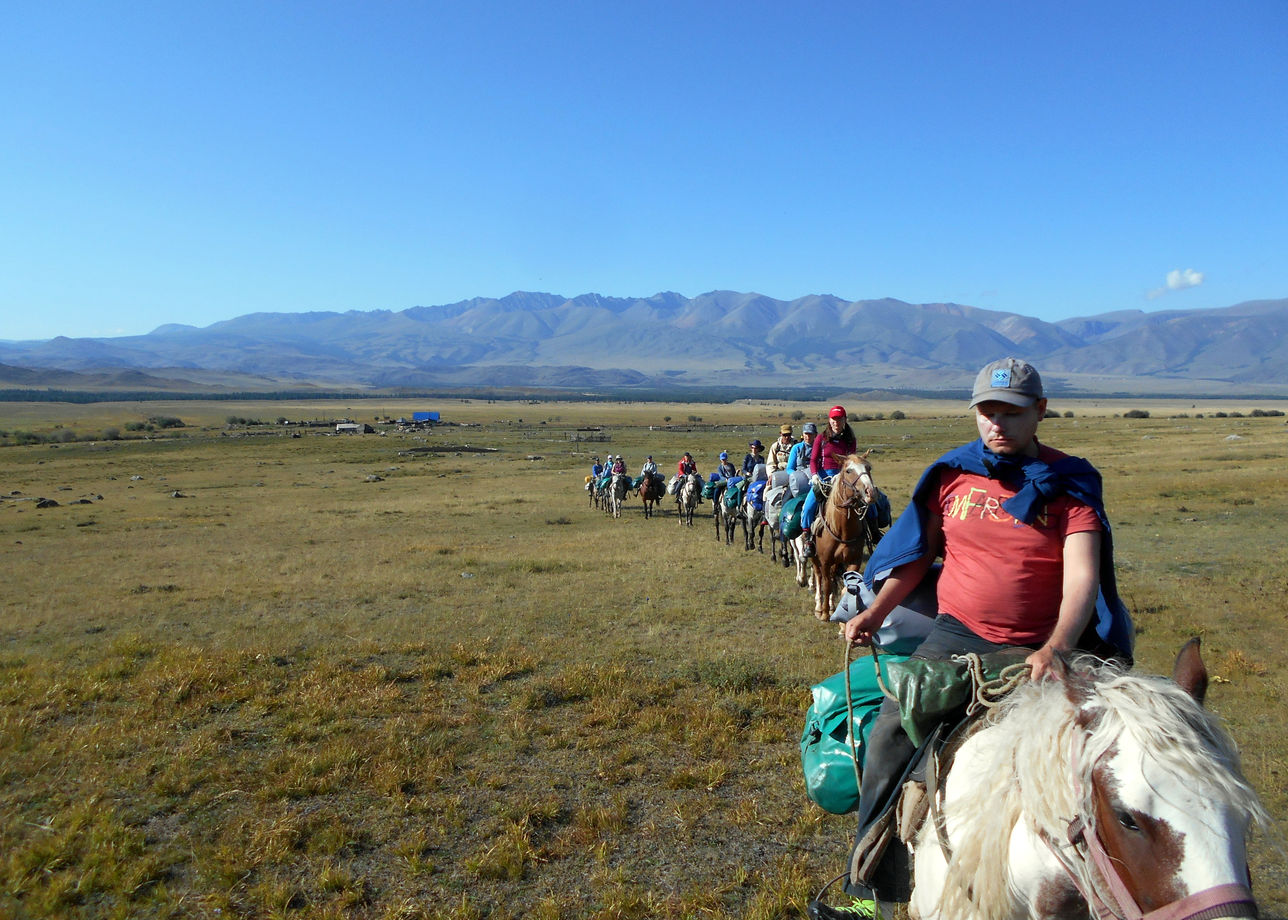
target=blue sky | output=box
[3,1,1285,341]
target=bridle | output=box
[820,461,876,549]
[1039,731,1257,920]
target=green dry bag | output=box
[800,652,909,814]
[780,492,807,539]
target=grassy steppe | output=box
[2,398,1285,919]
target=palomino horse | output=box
[607,473,630,519]
[676,471,702,526]
[809,452,880,619]
[906,639,1265,920]
[638,472,664,519]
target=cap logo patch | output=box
[990,368,1012,388]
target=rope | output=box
[958,652,1032,716]
[842,641,887,797]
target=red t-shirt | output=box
[931,446,1102,645]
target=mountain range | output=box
[2,292,1286,396]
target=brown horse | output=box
[809,452,880,619]
[638,472,664,519]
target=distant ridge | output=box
[1,293,1286,397]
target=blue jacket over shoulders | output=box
[863,439,1134,661]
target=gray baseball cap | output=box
[970,357,1044,408]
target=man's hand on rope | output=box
[843,607,885,647]
[1025,645,1069,682]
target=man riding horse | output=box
[809,358,1133,920]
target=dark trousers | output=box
[843,615,1027,901]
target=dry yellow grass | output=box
[1,398,1285,918]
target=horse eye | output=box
[1116,810,1141,832]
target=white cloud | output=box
[1167,268,1204,290]
[1148,267,1205,300]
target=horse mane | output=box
[936,655,1269,919]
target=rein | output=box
[1039,731,1257,920]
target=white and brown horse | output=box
[607,472,630,519]
[908,639,1266,920]
[676,471,702,526]
[809,452,880,619]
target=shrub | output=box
[102,427,121,440]
[1123,409,1150,419]
[890,410,906,420]
[148,415,185,429]
[790,410,805,421]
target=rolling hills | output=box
[2,292,1285,396]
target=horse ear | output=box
[1172,637,1208,706]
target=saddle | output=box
[764,484,789,527]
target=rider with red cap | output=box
[799,406,858,555]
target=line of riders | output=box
[584,405,891,559]
[579,363,1263,920]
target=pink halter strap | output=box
[1041,731,1257,920]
